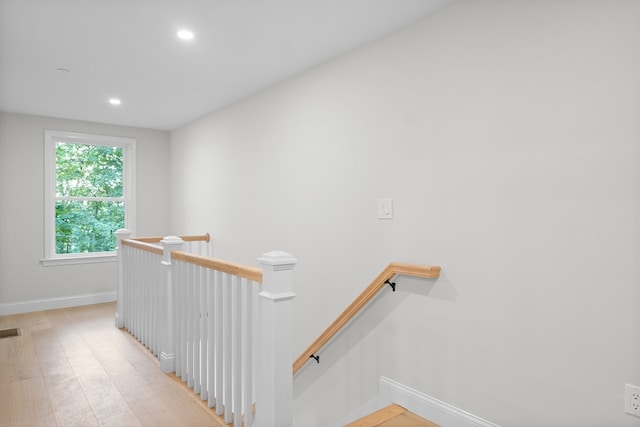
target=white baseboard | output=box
[0,291,117,315]
[378,377,500,427]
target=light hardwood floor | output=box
[346,404,439,427]
[0,302,224,427]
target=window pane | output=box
[55,200,124,254]
[56,142,123,197]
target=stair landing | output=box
[346,404,439,427]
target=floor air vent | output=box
[0,328,20,338]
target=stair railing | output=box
[170,250,297,427]
[292,262,441,374]
[114,229,297,427]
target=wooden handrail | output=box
[292,262,440,374]
[171,250,263,283]
[121,233,210,255]
[121,238,163,255]
[133,233,210,244]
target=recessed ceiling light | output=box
[56,68,70,73]
[109,98,121,106]
[177,29,194,41]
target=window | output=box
[43,130,135,266]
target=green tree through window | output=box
[55,143,124,253]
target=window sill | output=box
[41,253,116,267]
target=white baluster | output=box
[175,260,184,378]
[233,275,242,424]
[131,248,138,336]
[114,229,131,328]
[137,248,143,340]
[129,246,135,332]
[123,245,132,330]
[187,262,195,388]
[153,261,160,356]
[133,250,139,338]
[194,265,202,395]
[201,267,209,401]
[223,272,233,424]
[153,257,160,355]
[207,269,216,408]
[181,260,188,380]
[243,278,255,427]
[142,250,149,348]
[215,270,224,416]
[150,252,156,353]
[132,248,139,338]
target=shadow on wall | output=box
[293,272,453,397]
[396,272,456,302]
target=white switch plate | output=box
[377,199,393,219]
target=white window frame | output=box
[42,130,136,266]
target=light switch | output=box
[377,199,393,219]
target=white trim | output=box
[160,352,176,374]
[258,291,297,301]
[378,377,501,427]
[41,252,116,266]
[56,196,126,202]
[0,291,117,315]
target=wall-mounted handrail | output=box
[292,262,441,374]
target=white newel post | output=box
[114,228,131,328]
[159,235,184,374]
[254,251,297,427]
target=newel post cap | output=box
[258,250,297,269]
[161,235,183,245]
[258,251,297,297]
[160,236,184,265]
[114,228,131,236]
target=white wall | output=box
[170,1,640,425]
[0,112,171,307]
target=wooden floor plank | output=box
[346,404,407,427]
[0,326,41,383]
[346,404,440,427]
[0,380,13,427]
[10,376,57,427]
[379,411,440,427]
[45,368,100,427]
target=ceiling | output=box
[0,0,447,131]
